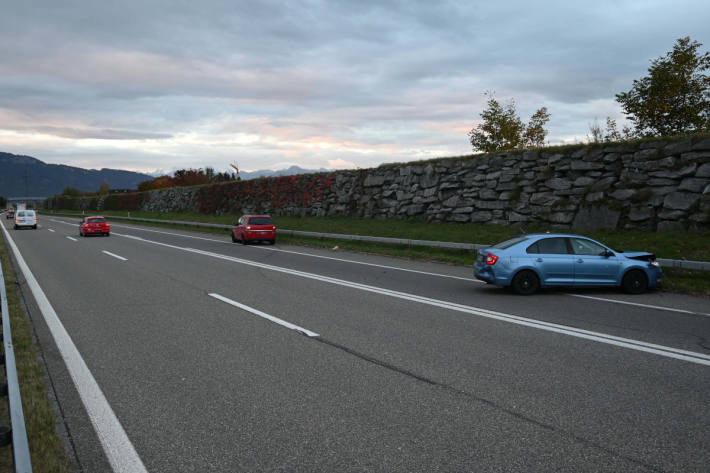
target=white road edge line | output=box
[568,293,710,318]
[66,236,77,242]
[1,221,147,473]
[102,251,127,261]
[114,231,710,366]
[209,294,319,337]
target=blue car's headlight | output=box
[650,261,660,268]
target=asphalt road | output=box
[3,215,709,472]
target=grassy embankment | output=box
[0,231,71,472]
[45,210,710,297]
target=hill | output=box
[0,152,154,197]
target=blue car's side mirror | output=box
[602,250,615,257]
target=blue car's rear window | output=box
[492,236,529,249]
[527,237,570,254]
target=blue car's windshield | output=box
[492,236,529,249]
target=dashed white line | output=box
[48,228,55,232]
[1,218,148,473]
[209,294,319,337]
[102,251,127,261]
[66,236,77,242]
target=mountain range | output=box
[238,165,330,180]
[0,152,332,198]
[0,152,154,197]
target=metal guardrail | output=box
[0,262,33,473]
[43,212,710,271]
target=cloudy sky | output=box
[0,1,708,175]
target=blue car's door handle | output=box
[536,258,543,262]
[577,258,584,263]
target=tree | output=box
[469,92,550,153]
[522,107,551,147]
[98,182,110,195]
[61,187,81,197]
[587,117,635,143]
[616,36,710,137]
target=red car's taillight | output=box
[486,254,498,265]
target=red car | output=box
[79,216,110,236]
[232,215,276,245]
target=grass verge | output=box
[44,210,710,297]
[0,231,70,473]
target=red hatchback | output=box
[79,216,110,236]
[232,215,276,245]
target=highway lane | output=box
[4,216,710,472]
[80,218,710,353]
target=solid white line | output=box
[568,293,710,317]
[66,236,77,242]
[1,221,147,473]
[253,245,481,282]
[107,221,480,282]
[209,294,320,337]
[102,251,127,261]
[114,232,710,366]
[54,217,700,315]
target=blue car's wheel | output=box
[622,270,648,294]
[511,270,539,295]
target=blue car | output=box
[474,233,662,295]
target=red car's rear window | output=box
[248,217,274,225]
[87,218,106,223]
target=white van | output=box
[14,210,37,230]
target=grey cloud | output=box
[26,126,172,140]
[1,0,709,172]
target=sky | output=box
[0,0,708,176]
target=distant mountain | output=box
[0,151,154,198]
[239,165,330,180]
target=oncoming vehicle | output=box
[14,210,37,229]
[6,209,15,219]
[474,233,662,295]
[79,216,110,236]
[232,215,276,245]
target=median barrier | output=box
[0,262,33,472]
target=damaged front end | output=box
[623,251,661,267]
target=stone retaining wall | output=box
[47,136,710,231]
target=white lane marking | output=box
[209,294,319,337]
[114,232,710,366]
[568,293,710,318]
[253,245,480,282]
[102,251,127,261]
[105,221,480,282]
[66,236,77,242]
[1,221,147,473]
[52,217,701,316]
[48,229,55,232]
